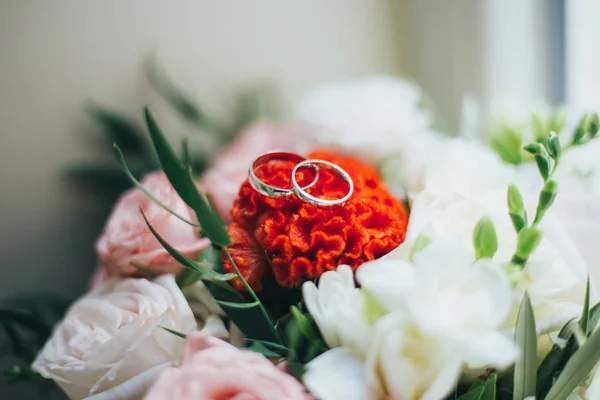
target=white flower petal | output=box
[304,348,372,400]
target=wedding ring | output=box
[291,159,354,206]
[248,151,319,197]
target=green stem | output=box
[223,247,282,341]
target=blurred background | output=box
[2,0,600,397]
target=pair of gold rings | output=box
[248,151,354,207]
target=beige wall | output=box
[0,1,403,297]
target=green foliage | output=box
[513,292,537,400]
[507,184,527,232]
[144,108,231,246]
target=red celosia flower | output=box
[223,150,409,291]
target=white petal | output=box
[304,349,372,400]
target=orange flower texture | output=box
[223,150,409,291]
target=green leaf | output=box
[580,278,591,335]
[200,247,280,342]
[215,300,260,309]
[242,341,285,358]
[144,108,231,246]
[290,306,326,346]
[87,103,148,152]
[537,345,564,399]
[246,338,289,353]
[142,212,235,282]
[3,366,48,384]
[545,322,600,400]
[466,373,497,400]
[160,326,187,339]
[457,387,484,400]
[473,216,498,260]
[513,292,537,400]
[587,302,600,335]
[114,145,201,228]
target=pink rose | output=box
[144,332,312,400]
[96,171,210,277]
[198,123,302,223]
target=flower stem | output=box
[223,247,282,342]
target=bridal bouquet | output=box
[14,77,600,400]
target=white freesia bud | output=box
[32,275,196,400]
[406,139,588,335]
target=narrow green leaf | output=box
[246,339,289,353]
[580,278,591,336]
[536,345,564,398]
[545,323,600,400]
[242,341,285,358]
[87,103,148,152]
[160,326,187,339]
[142,211,235,282]
[457,387,484,400]
[290,306,326,347]
[549,133,562,160]
[513,292,537,400]
[3,366,48,383]
[200,247,280,342]
[131,263,158,279]
[489,131,522,165]
[523,143,540,155]
[215,300,260,309]
[114,145,201,228]
[144,108,231,246]
[587,302,600,335]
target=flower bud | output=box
[535,154,550,181]
[538,179,558,211]
[572,114,589,145]
[523,143,540,155]
[549,133,561,160]
[513,227,543,266]
[507,184,525,213]
[473,216,498,260]
[589,113,599,138]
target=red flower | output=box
[224,150,408,291]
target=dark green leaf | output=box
[142,212,235,282]
[201,247,280,342]
[245,338,289,353]
[545,321,600,400]
[242,341,284,358]
[114,145,201,228]
[144,108,231,246]
[159,326,187,339]
[536,345,564,399]
[3,366,48,384]
[580,278,591,335]
[587,302,600,335]
[87,103,148,152]
[513,292,537,400]
[457,387,484,400]
[535,154,550,181]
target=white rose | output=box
[296,75,445,193]
[32,275,196,400]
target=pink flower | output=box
[144,332,312,400]
[198,123,302,223]
[96,171,210,277]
